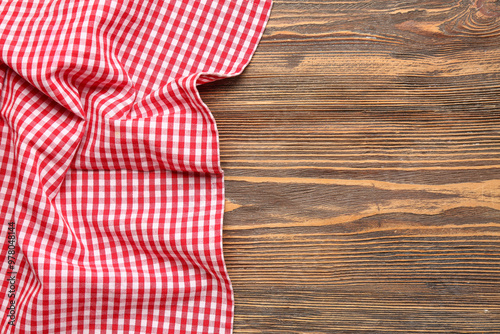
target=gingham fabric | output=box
[0,0,271,332]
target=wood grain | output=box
[199,0,500,332]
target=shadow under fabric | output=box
[0,0,272,332]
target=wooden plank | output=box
[199,0,500,332]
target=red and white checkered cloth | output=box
[0,0,271,332]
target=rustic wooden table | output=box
[199,0,500,332]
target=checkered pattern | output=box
[0,0,271,332]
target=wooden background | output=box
[199,0,500,332]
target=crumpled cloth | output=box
[0,0,271,332]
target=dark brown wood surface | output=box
[199,1,500,332]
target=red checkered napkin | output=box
[0,0,271,332]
